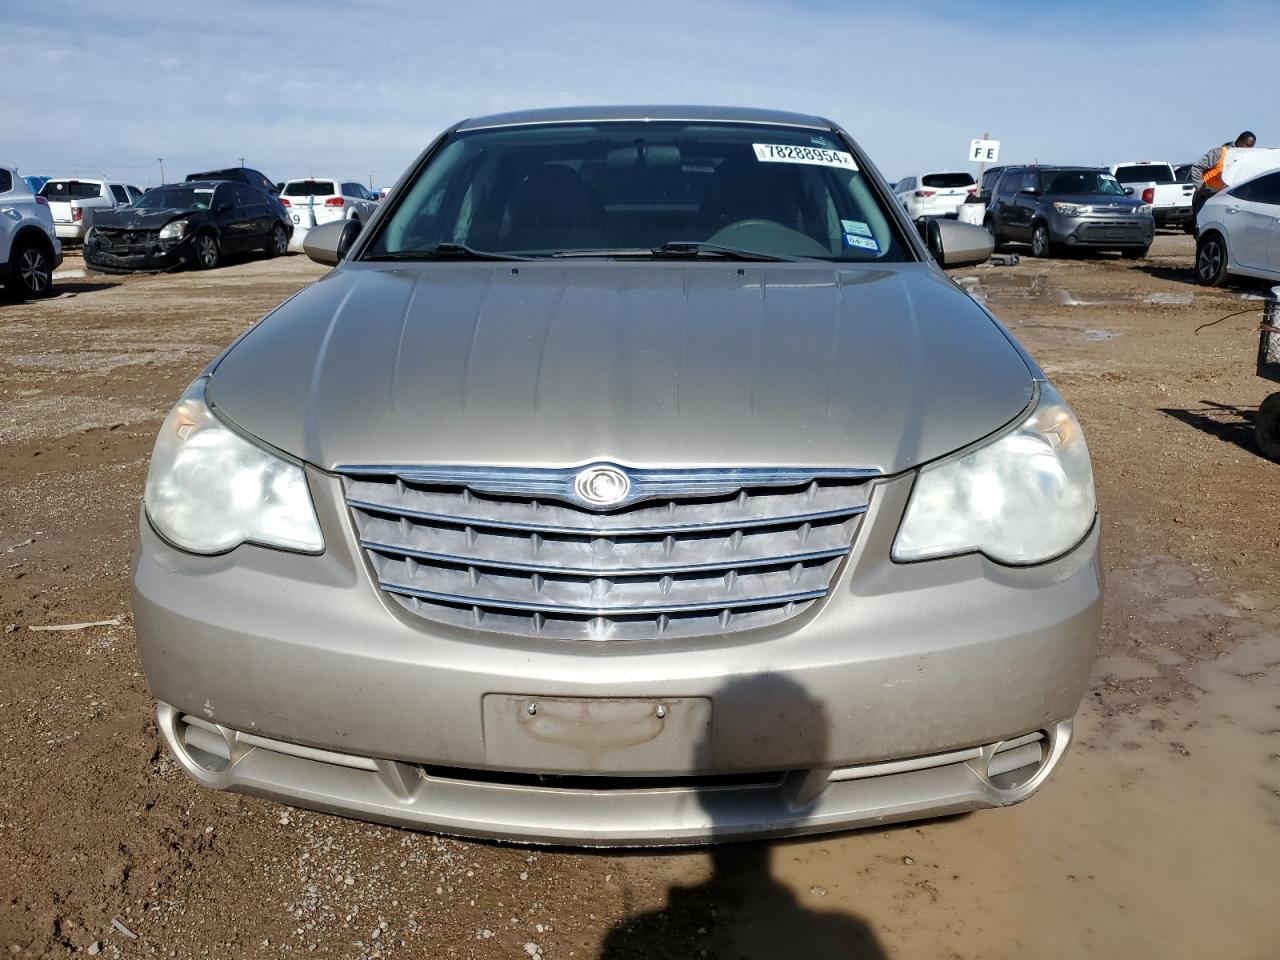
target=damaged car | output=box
[85,180,291,273]
[135,105,1100,846]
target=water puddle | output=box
[1083,329,1119,341]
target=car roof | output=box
[456,104,833,132]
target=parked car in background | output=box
[986,166,1153,258]
[22,174,50,195]
[85,180,291,273]
[1173,163,1194,183]
[1194,168,1280,285]
[135,105,1100,846]
[1,164,62,297]
[107,183,145,205]
[186,166,279,195]
[1109,161,1194,228]
[977,165,1008,202]
[38,178,128,243]
[279,179,379,226]
[894,171,976,220]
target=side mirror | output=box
[1124,187,1135,196]
[1019,186,1040,195]
[303,218,363,266]
[926,218,995,269]
[215,201,234,213]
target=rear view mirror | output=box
[303,218,363,266]
[926,218,994,269]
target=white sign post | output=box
[969,138,1001,164]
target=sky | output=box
[4,0,1277,188]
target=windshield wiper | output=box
[364,243,531,262]
[651,241,799,262]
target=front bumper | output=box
[134,472,1102,845]
[85,235,193,273]
[1048,211,1154,249]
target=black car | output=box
[186,166,279,195]
[984,165,1153,258]
[84,181,292,273]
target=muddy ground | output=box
[1,237,1278,959]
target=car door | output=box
[212,184,250,253]
[1243,173,1280,276]
[1225,177,1273,271]
[235,184,271,248]
[991,171,1023,238]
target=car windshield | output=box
[364,121,909,262]
[1042,171,1126,197]
[131,186,216,210]
[41,180,102,200]
[1113,164,1175,185]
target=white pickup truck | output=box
[37,178,133,244]
[1110,161,1194,229]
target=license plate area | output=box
[482,695,711,775]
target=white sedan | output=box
[279,179,379,228]
[1196,168,1280,285]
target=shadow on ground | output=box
[1160,400,1267,457]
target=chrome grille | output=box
[341,467,874,641]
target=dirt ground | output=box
[2,237,1278,959]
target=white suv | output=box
[1,165,62,298]
[894,172,977,221]
[38,178,130,243]
[279,178,379,229]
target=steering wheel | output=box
[706,219,833,258]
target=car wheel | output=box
[5,240,54,298]
[1195,232,1228,286]
[270,222,289,257]
[194,232,220,270]
[1122,246,1151,259]
[1257,393,1280,461]
[1030,222,1054,258]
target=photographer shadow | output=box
[599,674,888,960]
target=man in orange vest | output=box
[1190,131,1256,219]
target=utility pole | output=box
[157,158,165,184]
[239,157,245,168]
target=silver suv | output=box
[134,106,1100,846]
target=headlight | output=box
[159,220,188,241]
[1052,202,1093,215]
[1134,204,1153,216]
[144,378,323,555]
[893,384,1095,565]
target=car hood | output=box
[92,207,203,230]
[207,262,1035,475]
[1050,194,1145,211]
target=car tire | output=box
[1257,393,1280,462]
[193,232,220,270]
[4,238,54,298]
[269,222,289,257]
[1122,246,1151,259]
[1030,221,1054,258]
[1195,232,1228,286]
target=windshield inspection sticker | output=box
[841,219,872,237]
[844,234,880,252]
[753,143,858,170]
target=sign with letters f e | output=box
[969,139,1000,163]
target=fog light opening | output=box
[178,716,233,774]
[986,731,1049,790]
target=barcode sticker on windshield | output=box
[753,144,858,170]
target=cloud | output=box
[3,0,1277,186]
